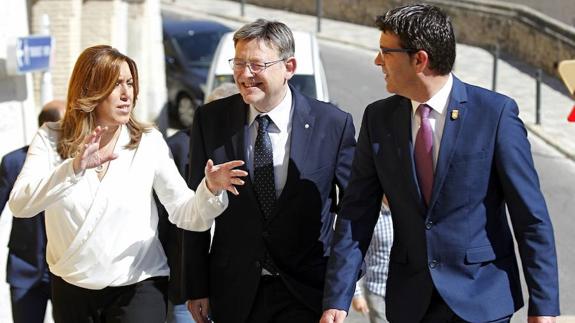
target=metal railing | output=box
[491,45,543,125]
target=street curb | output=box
[526,123,575,161]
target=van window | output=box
[175,32,227,67]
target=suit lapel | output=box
[273,89,315,218]
[287,90,315,175]
[429,77,468,209]
[226,97,259,203]
[392,98,426,212]
[226,96,249,162]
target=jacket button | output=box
[425,221,433,230]
[429,260,439,268]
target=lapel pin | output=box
[451,109,459,120]
[305,124,310,129]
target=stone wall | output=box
[0,0,38,153]
[237,0,575,78]
[29,0,166,123]
[32,0,82,103]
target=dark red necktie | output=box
[414,104,434,206]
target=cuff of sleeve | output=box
[527,302,560,317]
[322,296,351,313]
[197,178,228,218]
[354,285,363,297]
[65,158,85,183]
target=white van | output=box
[205,31,330,103]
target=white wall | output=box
[0,0,38,157]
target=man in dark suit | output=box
[157,82,239,323]
[0,100,65,323]
[321,4,559,323]
[185,19,356,323]
[156,127,197,323]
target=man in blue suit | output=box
[0,100,65,323]
[186,19,356,323]
[321,4,559,323]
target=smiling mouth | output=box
[242,78,261,88]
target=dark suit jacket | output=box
[157,129,211,304]
[186,87,356,323]
[0,146,49,289]
[323,76,560,323]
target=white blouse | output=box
[9,122,226,289]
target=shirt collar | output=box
[411,73,453,116]
[248,88,293,133]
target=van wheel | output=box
[177,94,196,128]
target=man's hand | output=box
[351,296,369,315]
[188,298,211,323]
[204,159,247,195]
[528,316,556,323]
[320,309,347,323]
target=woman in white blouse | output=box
[9,45,246,323]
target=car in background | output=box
[162,17,232,127]
[205,31,329,104]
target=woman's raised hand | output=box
[204,159,248,195]
[72,126,118,174]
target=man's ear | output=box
[413,50,429,73]
[285,57,297,80]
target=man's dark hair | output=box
[376,3,455,75]
[38,108,62,126]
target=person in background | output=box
[204,82,239,105]
[350,197,393,323]
[186,19,356,323]
[158,82,239,323]
[8,45,246,323]
[0,99,65,323]
[322,4,559,323]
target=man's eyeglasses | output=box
[228,58,285,74]
[379,47,418,55]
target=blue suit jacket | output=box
[323,76,559,322]
[0,146,49,289]
[186,87,356,323]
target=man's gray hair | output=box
[233,19,295,59]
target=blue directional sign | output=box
[16,35,53,73]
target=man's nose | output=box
[374,52,383,66]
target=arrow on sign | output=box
[568,105,575,122]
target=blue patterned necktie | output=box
[253,115,276,219]
[414,104,434,207]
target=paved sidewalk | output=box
[166,0,575,162]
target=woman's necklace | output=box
[94,126,121,175]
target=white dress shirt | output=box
[246,88,293,197]
[9,123,227,289]
[411,73,453,169]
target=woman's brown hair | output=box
[57,45,151,159]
